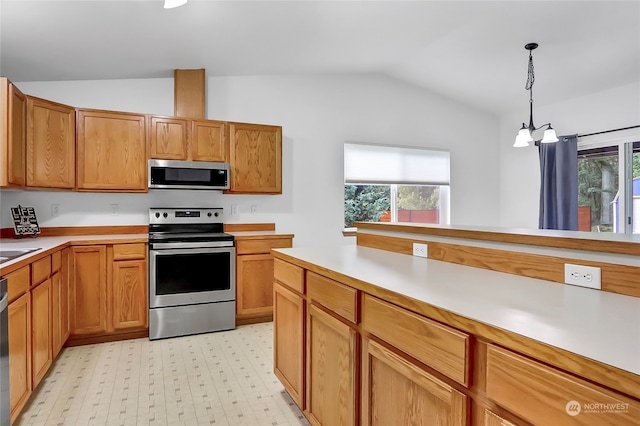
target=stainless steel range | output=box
[148,208,235,340]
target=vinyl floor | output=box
[15,322,309,426]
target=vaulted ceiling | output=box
[1,1,638,116]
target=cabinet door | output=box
[31,278,52,388]
[228,122,282,193]
[71,246,108,335]
[8,292,31,421]
[51,269,61,357]
[149,116,188,160]
[362,338,467,426]
[26,96,75,188]
[111,259,147,331]
[191,119,226,162]
[482,409,515,426]
[273,282,305,409]
[76,109,147,191]
[60,248,70,344]
[1,79,26,187]
[307,304,357,426]
[237,254,274,318]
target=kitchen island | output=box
[271,226,640,426]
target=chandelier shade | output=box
[164,0,187,9]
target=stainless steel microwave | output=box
[148,159,230,190]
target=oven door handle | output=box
[150,241,234,250]
[150,247,235,256]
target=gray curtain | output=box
[538,135,578,230]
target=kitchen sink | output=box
[0,248,41,264]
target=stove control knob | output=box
[163,212,168,218]
[155,212,160,218]
[207,212,212,217]
[214,212,219,217]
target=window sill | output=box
[343,228,357,237]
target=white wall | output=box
[0,74,500,247]
[498,82,640,228]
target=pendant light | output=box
[164,0,187,9]
[513,43,559,148]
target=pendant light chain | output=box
[526,50,535,103]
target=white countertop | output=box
[274,245,640,376]
[0,234,148,271]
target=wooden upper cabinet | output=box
[228,122,282,194]
[174,68,205,119]
[1,78,26,188]
[149,116,189,160]
[191,119,226,162]
[26,96,75,189]
[76,109,147,192]
[149,116,226,162]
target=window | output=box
[577,132,640,234]
[631,141,640,233]
[577,146,619,232]
[344,143,450,228]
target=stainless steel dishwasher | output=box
[0,277,8,426]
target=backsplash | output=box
[0,189,283,229]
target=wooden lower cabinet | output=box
[307,304,357,426]
[236,236,293,324]
[31,278,53,388]
[8,292,31,422]
[71,245,108,335]
[362,338,468,426]
[273,282,305,408]
[481,409,515,426]
[237,253,274,318]
[111,258,147,330]
[486,344,640,426]
[70,243,147,343]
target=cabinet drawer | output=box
[113,243,146,260]
[236,238,292,255]
[307,271,357,323]
[31,255,51,285]
[5,266,30,303]
[362,294,469,386]
[273,258,304,293]
[51,250,61,272]
[486,344,640,426]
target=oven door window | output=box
[155,251,231,294]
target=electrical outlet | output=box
[251,205,257,214]
[231,204,238,215]
[564,263,601,290]
[51,204,60,217]
[412,243,428,258]
[111,204,119,216]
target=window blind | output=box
[344,143,450,185]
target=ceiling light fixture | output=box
[513,43,558,148]
[164,0,187,9]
